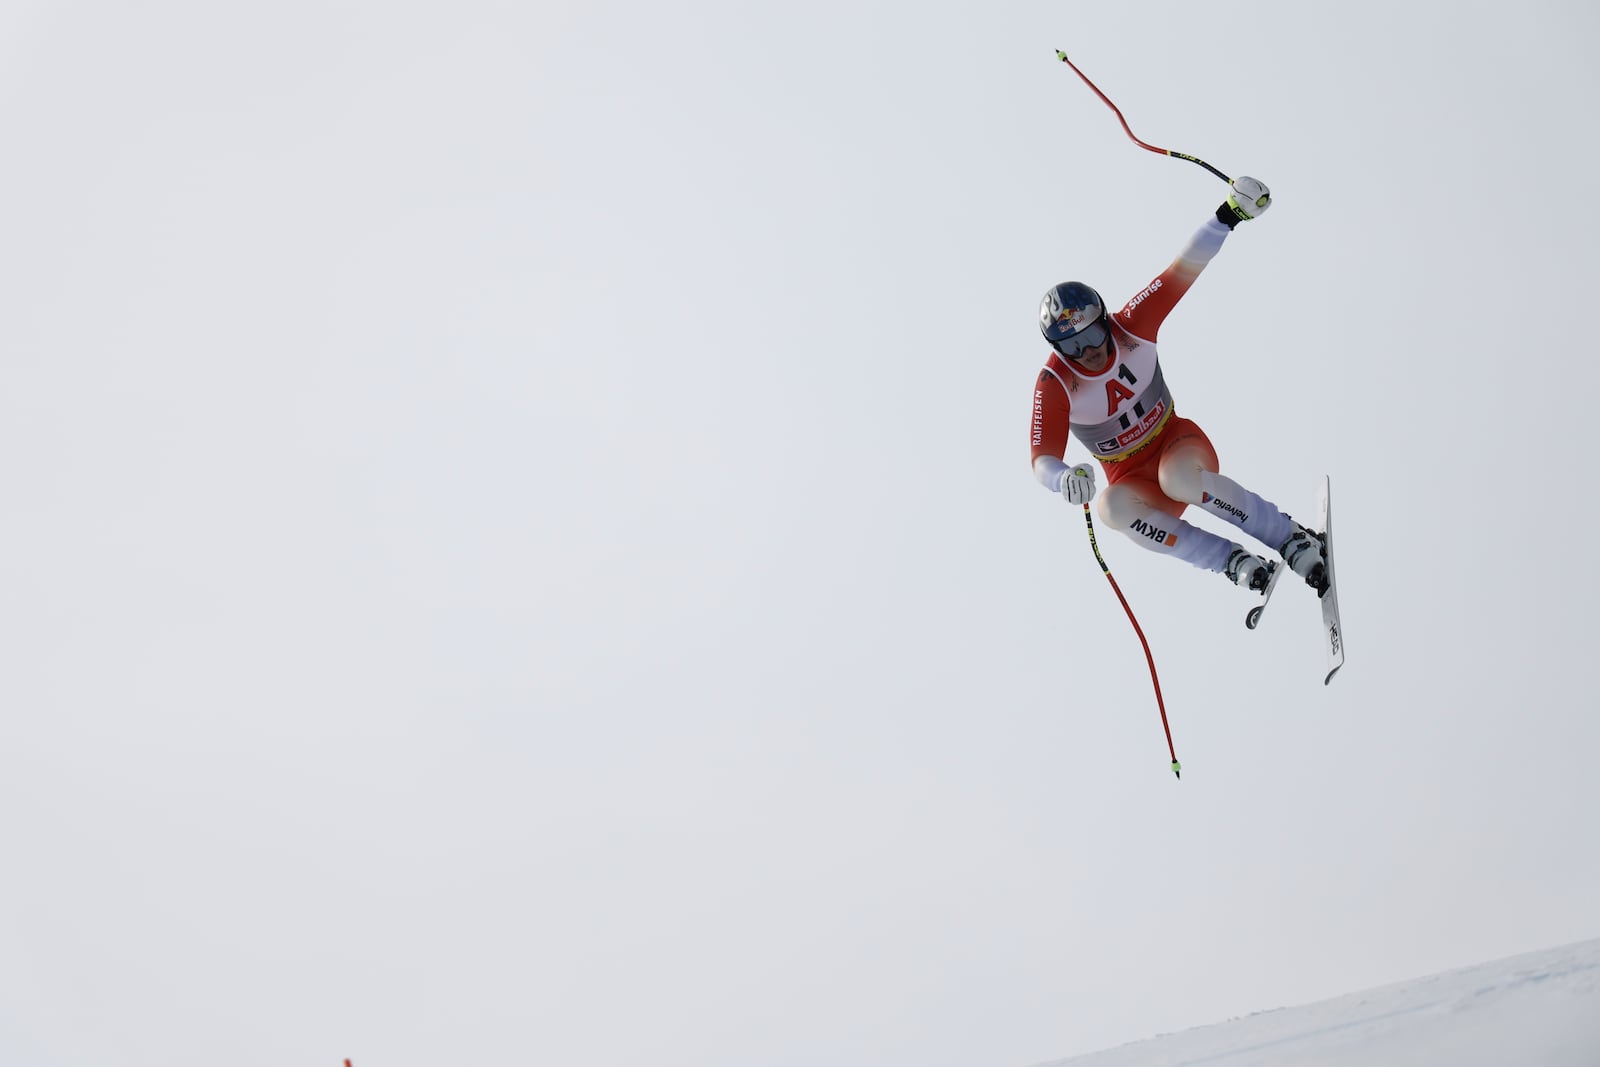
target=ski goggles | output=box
[1049,316,1115,361]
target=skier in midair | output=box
[1029,178,1326,594]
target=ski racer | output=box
[1028,178,1327,594]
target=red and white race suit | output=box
[1030,216,1231,491]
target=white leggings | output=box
[1098,449,1296,574]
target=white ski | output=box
[1244,560,1284,630]
[1242,475,1344,685]
[1318,475,1344,685]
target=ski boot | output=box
[1225,546,1274,594]
[1278,522,1329,596]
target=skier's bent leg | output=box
[1157,446,1294,551]
[1098,482,1235,574]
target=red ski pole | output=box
[1056,50,1233,186]
[1081,504,1181,779]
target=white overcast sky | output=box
[2,3,1597,1066]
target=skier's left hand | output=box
[1060,462,1097,505]
[1217,176,1271,227]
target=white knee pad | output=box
[1097,483,1148,528]
[1157,456,1208,504]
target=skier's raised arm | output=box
[1114,177,1272,344]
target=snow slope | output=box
[1039,938,1600,1067]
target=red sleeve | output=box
[1112,216,1230,342]
[1112,259,1205,342]
[1030,365,1073,465]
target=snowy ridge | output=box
[1038,938,1600,1067]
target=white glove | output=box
[1060,462,1097,505]
[1220,175,1272,223]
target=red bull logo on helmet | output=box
[1041,282,1105,337]
[1042,301,1089,332]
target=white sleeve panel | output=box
[1177,217,1231,269]
[1033,455,1068,493]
